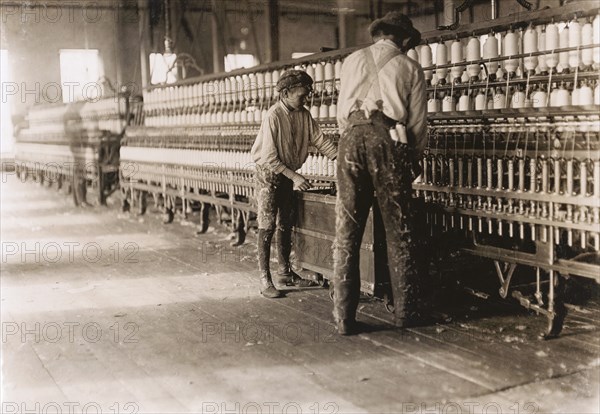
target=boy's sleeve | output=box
[259,114,287,174]
[309,116,337,160]
[257,113,302,181]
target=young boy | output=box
[251,70,338,298]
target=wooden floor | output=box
[2,174,599,414]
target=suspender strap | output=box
[356,47,402,104]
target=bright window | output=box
[59,49,102,103]
[292,52,314,59]
[224,54,258,72]
[150,53,178,85]
[1,49,14,155]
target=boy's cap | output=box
[368,11,421,46]
[276,70,314,92]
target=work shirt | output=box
[251,101,338,175]
[337,39,428,157]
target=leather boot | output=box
[276,229,317,287]
[257,229,281,298]
[337,319,357,336]
[259,272,281,298]
[332,279,360,328]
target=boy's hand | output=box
[292,174,312,191]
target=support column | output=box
[443,0,455,27]
[211,0,226,73]
[337,0,357,49]
[138,0,151,89]
[265,0,279,63]
[113,1,123,89]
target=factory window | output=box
[292,53,314,59]
[1,49,14,155]
[224,54,259,72]
[150,53,178,85]
[59,49,102,103]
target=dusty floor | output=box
[1,173,599,414]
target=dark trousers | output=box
[255,166,295,275]
[332,111,423,325]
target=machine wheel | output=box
[383,293,395,314]
[163,208,174,224]
[317,274,328,287]
[196,221,209,234]
[196,202,211,234]
[230,209,246,246]
[543,308,566,339]
[137,191,147,215]
[121,198,131,213]
[542,272,568,340]
[119,186,130,212]
[231,228,246,247]
[543,300,567,339]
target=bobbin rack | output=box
[121,1,599,336]
[14,1,599,337]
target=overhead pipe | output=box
[492,0,534,20]
[440,0,534,30]
[516,0,533,11]
[438,0,474,31]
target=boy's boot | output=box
[258,229,281,298]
